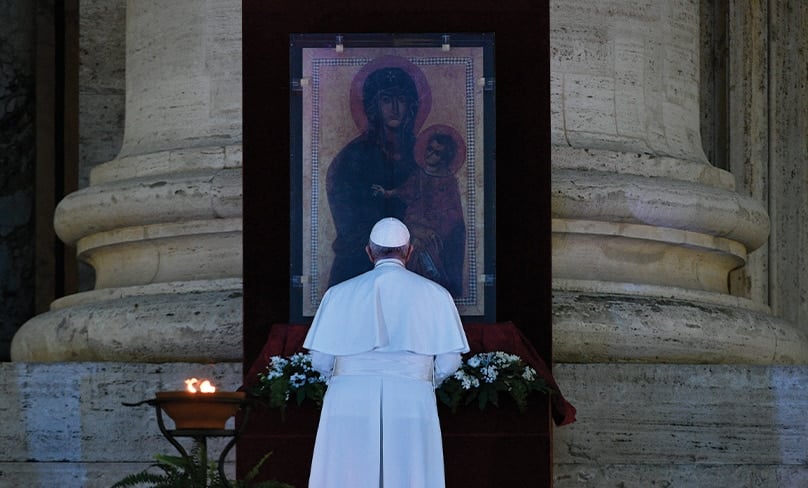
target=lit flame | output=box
[185,378,216,394]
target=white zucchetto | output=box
[369,217,410,247]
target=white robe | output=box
[304,259,469,488]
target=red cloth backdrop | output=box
[243,322,575,426]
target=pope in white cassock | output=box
[304,217,470,488]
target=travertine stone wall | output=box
[0,0,35,361]
[553,363,808,486]
[701,0,808,337]
[2,1,808,487]
[78,0,125,191]
[550,0,808,363]
[75,0,127,292]
[11,0,244,362]
[723,0,770,307]
[766,1,808,330]
[0,362,241,487]
[11,0,807,366]
[3,362,807,487]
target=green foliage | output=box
[110,442,293,488]
[436,351,555,413]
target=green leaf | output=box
[296,388,307,405]
[477,389,488,410]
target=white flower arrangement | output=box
[251,353,328,415]
[251,351,552,415]
[436,351,552,413]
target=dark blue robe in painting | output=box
[325,133,417,286]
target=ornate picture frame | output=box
[289,34,495,321]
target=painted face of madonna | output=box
[377,90,410,130]
[362,67,419,133]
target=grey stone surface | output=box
[553,291,808,363]
[766,1,808,332]
[555,464,808,488]
[76,0,126,293]
[547,0,808,364]
[0,362,241,486]
[120,0,242,158]
[6,1,808,487]
[78,0,125,189]
[4,362,808,487]
[0,463,206,488]
[11,286,243,361]
[554,363,808,487]
[12,0,245,363]
[550,0,707,163]
[0,462,236,488]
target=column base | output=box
[10,279,243,362]
[553,284,808,364]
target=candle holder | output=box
[156,391,246,429]
[124,390,251,488]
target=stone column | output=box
[11,0,243,362]
[550,0,808,363]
